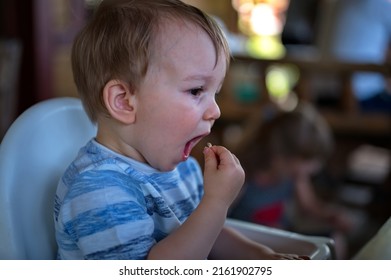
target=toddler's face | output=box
[131,21,227,171]
[273,156,323,179]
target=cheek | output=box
[162,98,203,126]
[307,160,322,174]
[166,109,200,134]
[139,90,205,135]
[143,103,200,140]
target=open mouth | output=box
[183,135,205,159]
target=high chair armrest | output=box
[225,218,336,260]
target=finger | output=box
[203,145,218,171]
[209,145,237,167]
[232,153,241,165]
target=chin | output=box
[153,152,191,172]
[155,160,181,172]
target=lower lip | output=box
[183,136,204,160]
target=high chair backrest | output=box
[0,97,96,259]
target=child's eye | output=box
[189,87,203,96]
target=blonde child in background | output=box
[53,0,307,260]
[229,102,356,259]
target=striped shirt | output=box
[54,140,204,259]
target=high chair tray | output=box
[226,218,335,259]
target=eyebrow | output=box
[182,74,212,82]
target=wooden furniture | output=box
[0,40,22,139]
[0,0,87,127]
[217,54,391,136]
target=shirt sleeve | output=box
[58,170,156,260]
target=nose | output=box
[204,98,221,121]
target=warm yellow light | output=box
[265,64,300,110]
[232,0,254,12]
[266,67,290,99]
[246,35,285,59]
[250,4,282,36]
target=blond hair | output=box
[239,102,334,177]
[71,0,230,122]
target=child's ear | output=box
[102,79,136,124]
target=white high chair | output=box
[0,97,335,259]
[0,97,96,259]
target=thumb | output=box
[203,147,217,172]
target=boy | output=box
[54,0,305,260]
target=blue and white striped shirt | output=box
[54,140,204,259]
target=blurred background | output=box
[0,0,390,259]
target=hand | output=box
[250,242,310,260]
[328,210,355,233]
[203,145,245,208]
[265,253,310,260]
